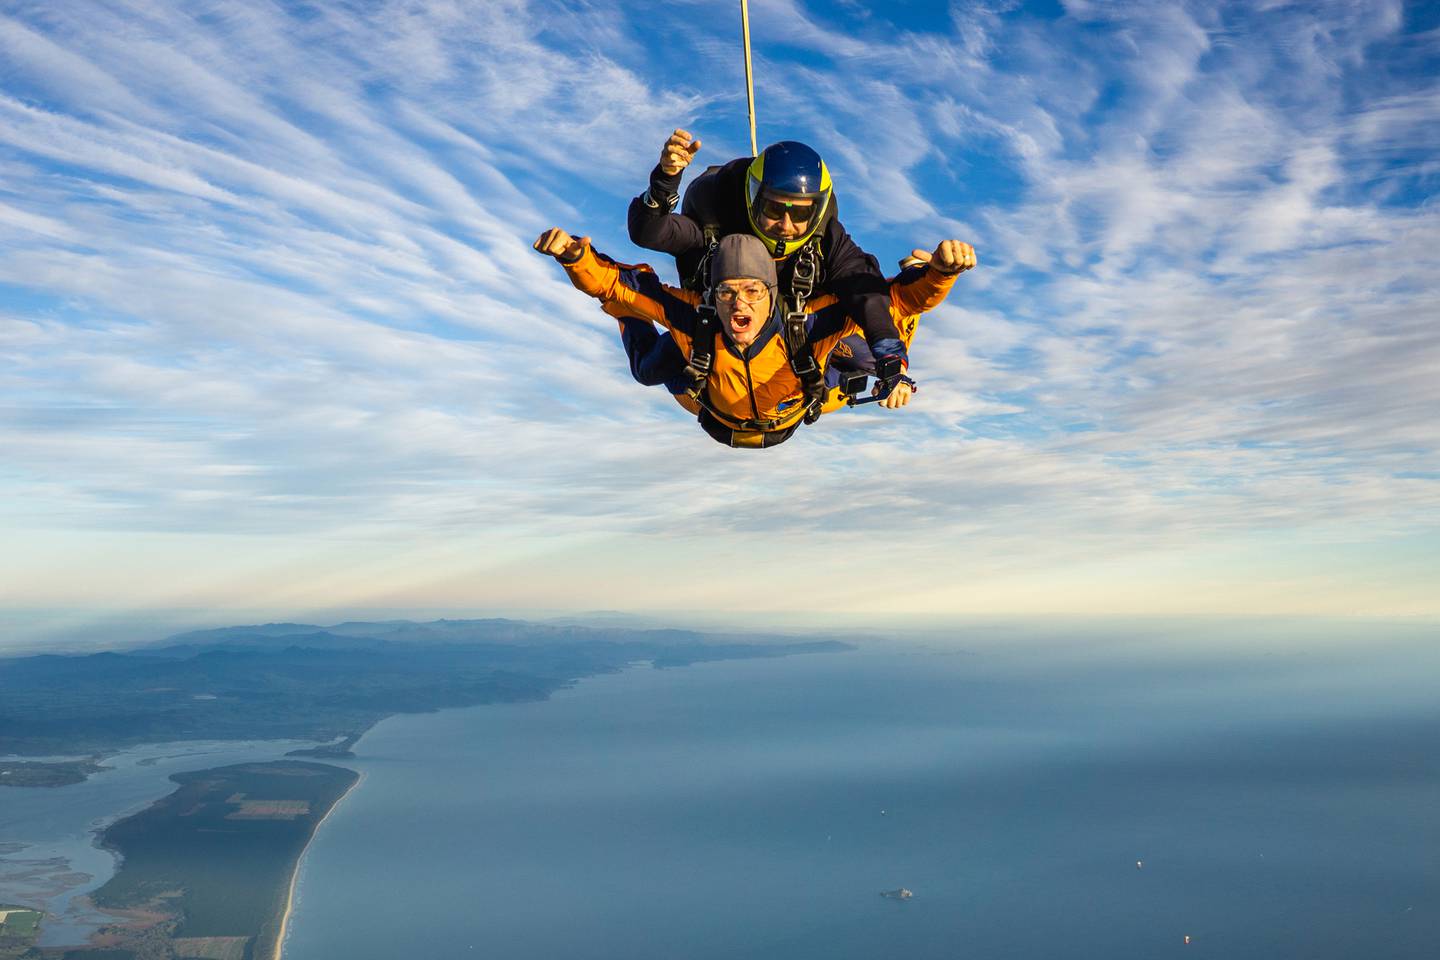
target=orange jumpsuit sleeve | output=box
[560,243,700,335]
[890,266,958,318]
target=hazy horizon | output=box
[2,607,1434,658]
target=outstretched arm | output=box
[890,240,976,317]
[627,128,707,256]
[533,228,689,333]
[871,240,975,410]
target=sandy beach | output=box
[271,769,365,960]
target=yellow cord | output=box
[741,0,758,157]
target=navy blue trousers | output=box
[618,318,690,395]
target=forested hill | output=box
[0,619,851,757]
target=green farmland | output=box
[0,907,42,959]
[90,761,357,960]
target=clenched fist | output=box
[533,227,589,264]
[908,240,977,276]
[659,128,702,177]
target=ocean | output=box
[278,625,1439,959]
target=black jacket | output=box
[627,158,905,359]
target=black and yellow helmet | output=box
[745,141,833,257]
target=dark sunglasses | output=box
[759,197,815,225]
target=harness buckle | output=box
[790,351,819,379]
[786,243,818,314]
[683,350,713,379]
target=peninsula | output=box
[82,761,358,960]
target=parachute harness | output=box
[679,236,824,436]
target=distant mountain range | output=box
[0,618,850,758]
[143,617,757,655]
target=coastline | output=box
[270,768,366,960]
[2,739,333,953]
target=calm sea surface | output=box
[281,628,1439,959]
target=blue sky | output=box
[2,0,1438,645]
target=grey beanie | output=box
[711,233,778,291]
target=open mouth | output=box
[729,314,754,336]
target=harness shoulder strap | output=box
[681,299,719,401]
[782,239,828,424]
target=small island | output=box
[75,760,359,960]
[0,759,106,788]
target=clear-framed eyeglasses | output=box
[713,281,771,305]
